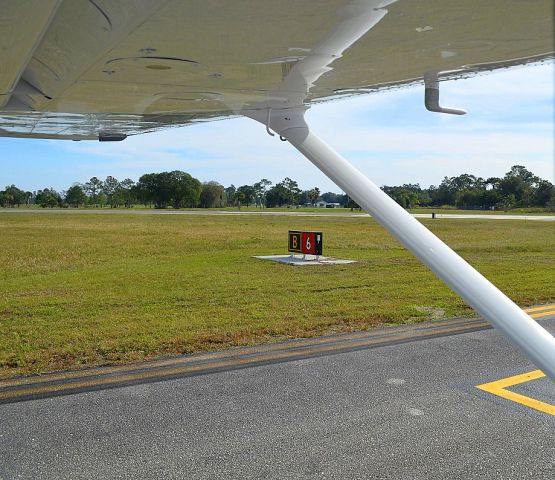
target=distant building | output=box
[315,201,342,208]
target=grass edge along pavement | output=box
[0,212,554,378]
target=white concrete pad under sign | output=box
[254,255,356,266]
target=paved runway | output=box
[1,208,554,221]
[1,309,554,479]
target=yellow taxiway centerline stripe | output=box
[530,310,555,319]
[476,370,555,416]
[524,305,555,313]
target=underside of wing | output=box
[0,0,552,140]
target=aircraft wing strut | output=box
[244,0,555,379]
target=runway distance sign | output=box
[288,231,323,255]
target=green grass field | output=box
[1,212,554,378]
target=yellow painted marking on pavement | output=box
[476,370,555,416]
[525,305,555,313]
[530,310,555,319]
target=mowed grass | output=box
[0,213,553,378]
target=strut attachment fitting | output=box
[424,71,466,115]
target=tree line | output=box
[1,165,553,211]
[380,165,554,210]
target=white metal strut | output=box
[249,107,555,380]
[241,0,554,379]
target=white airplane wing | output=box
[0,0,552,140]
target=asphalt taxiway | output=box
[1,208,554,221]
[0,308,554,479]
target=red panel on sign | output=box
[301,232,316,255]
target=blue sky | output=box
[1,62,553,194]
